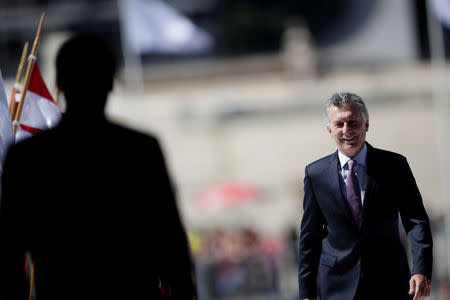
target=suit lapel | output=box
[327,151,357,224]
[361,143,378,226]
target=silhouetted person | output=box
[0,34,195,300]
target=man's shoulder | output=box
[108,122,158,143]
[306,152,336,173]
[105,122,164,156]
[367,144,406,162]
[11,127,57,151]
[4,129,57,168]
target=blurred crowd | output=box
[189,228,292,299]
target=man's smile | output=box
[342,136,357,143]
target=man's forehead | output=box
[329,108,364,122]
[331,102,359,111]
[330,104,361,114]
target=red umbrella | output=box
[195,182,260,212]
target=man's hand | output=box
[409,274,431,300]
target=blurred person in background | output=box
[298,92,433,300]
[0,33,195,300]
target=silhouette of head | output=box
[56,33,117,116]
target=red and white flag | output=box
[15,63,61,142]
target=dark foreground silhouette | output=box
[0,34,195,300]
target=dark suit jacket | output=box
[0,116,195,300]
[298,143,432,300]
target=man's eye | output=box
[335,123,343,128]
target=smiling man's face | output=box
[327,103,369,158]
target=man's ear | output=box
[365,120,369,132]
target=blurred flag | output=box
[430,0,450,28]
[15,63,61,142]
[0,69,14,171]
[119,0,213,54]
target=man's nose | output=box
[343,122,350,133]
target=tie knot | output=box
[348,159,357,170]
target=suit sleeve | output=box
[298,166,326,299]
[397,157,433,279]
[152,139,196,299]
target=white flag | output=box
[119,0,213,54]
[0,69,14,171]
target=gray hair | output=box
[324,92,369,126]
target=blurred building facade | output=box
[0,0,441,77]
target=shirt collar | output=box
[338,143,367,169]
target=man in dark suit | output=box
[298,92,433,300]
[0,34,195,300]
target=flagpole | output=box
[10,42,29,119]
[13,12,45,133]
[54,87,59,105]
[28,262,35,300]
[117,0,144,92]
